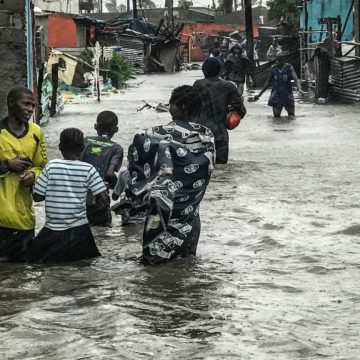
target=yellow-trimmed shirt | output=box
[0,120,47,230]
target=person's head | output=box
[211,48,220,58]
[59,128,85,159]
[231,43,242,55]
[220,46,228,57]
[213,41,220,49]
[275,52,286,66]
[169,85,202,121]
[202,57,221,79]
[7,86,35,124]
[95,110,118,138]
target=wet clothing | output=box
[82,136,123,181]
[33,159,107,231]
[0,118,47,230]
[81,135,123,226]
[0,227,34,262]
[224,54,250,85]
[214,140,229,164]
[29,159,106,263]
[268,64,294,108]
[193,77,246,163]
[117,120,215,264]
[112,168,147,225]
[26,224,100,264]
[219,56,227,78]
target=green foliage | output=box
[105,0,118,12]
[177,0,193,9]
[79,48,94,65]
[104,53,132,89]
[140,0,157,9]
[267,0,302,31]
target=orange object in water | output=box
[226,112,241,130]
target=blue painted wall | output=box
[300,0,353,42]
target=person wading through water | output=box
[0,87,47,262]
[113,86,215,264]
[193,57,246,164]
[224,42,253,96]
[81,111,123,227]
[254,52,301,117]
[28,128,109,263]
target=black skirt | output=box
[0,227,34,262]
[26,223,101,264]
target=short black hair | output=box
[7,86,33,107]
[59,128,85,154]
[169,85,202,117]
[212,48,220,57]
[202,57,221,78]
[96,111,118,132]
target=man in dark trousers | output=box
[224,43,253,96]
[193,57,247,164]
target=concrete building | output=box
[34,0,80,14]
[36,12,88,52]
[0,0,34,117]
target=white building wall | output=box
[34,0,80,14]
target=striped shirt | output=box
[34,159,106,231]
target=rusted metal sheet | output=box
[330,57,360,102]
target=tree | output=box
[105,0,119,12]
[267,0,302,31]
[119,4,127,12]
[140,0,157,9]
[177,0,193,9]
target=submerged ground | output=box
[1,70,360,359]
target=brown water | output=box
[1,71,360,359]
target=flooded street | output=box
[1,70,360,359]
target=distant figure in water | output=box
[254,52,301,117]
[28,128,109,263]
[113,86,215,264]
[81,111,123,226]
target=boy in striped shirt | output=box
[27,128,109,263]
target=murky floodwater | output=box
[1,71,360,359]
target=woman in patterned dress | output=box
[114,86,215,264]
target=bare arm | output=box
[290,65,301,91]
[255,71,272,100]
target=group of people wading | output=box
[0,53,300,265]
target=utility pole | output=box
[132,0,137,18]
[355,0,360,56]
[244,0,254,66]
[224,0,232,13]
[167,0,174,29]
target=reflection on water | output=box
[1,73,360,359]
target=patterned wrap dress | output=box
[118,120,215,264]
